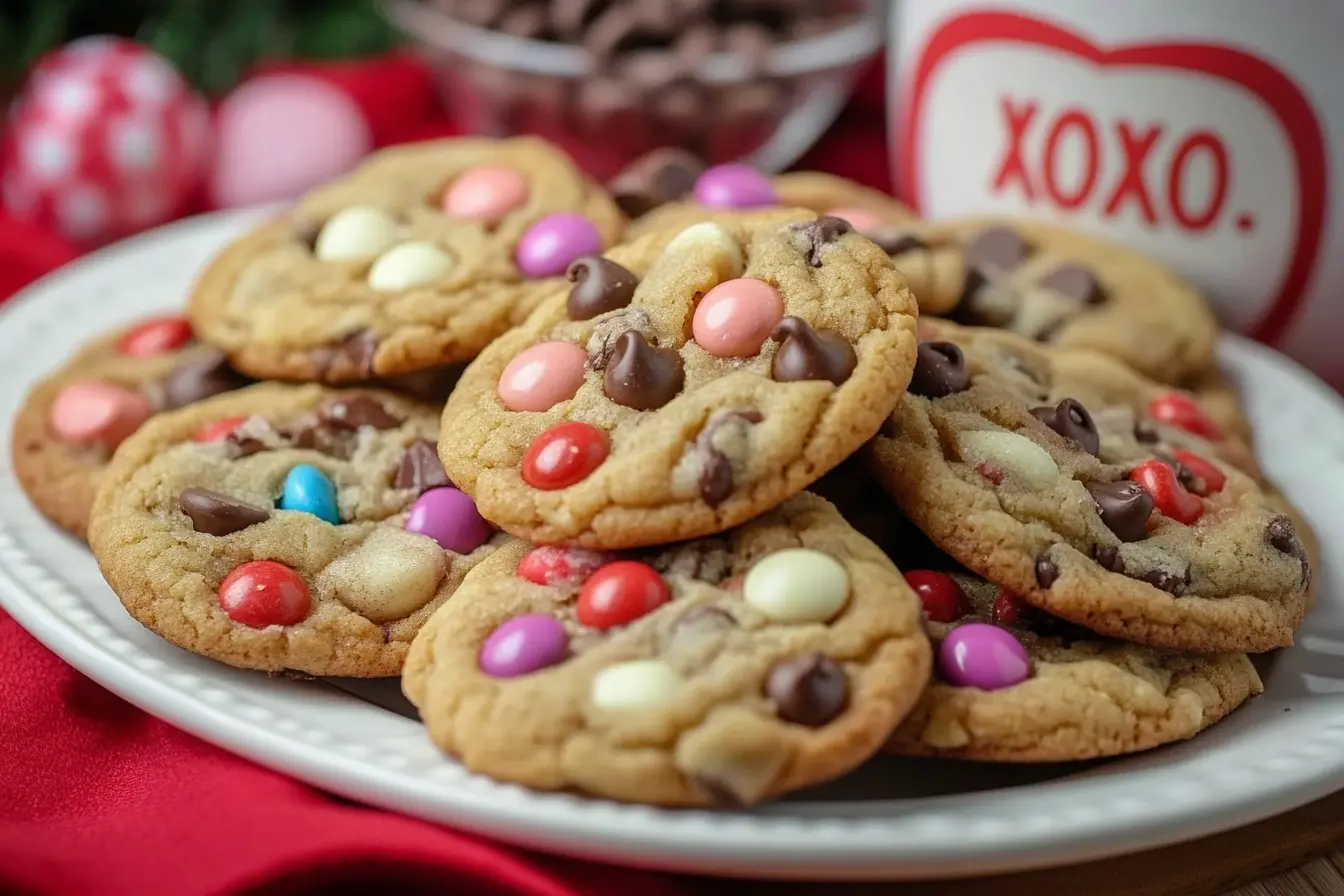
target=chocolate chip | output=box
[791,216,852,267]
[567,256,639,321]
[1092,544,1124,573]
[395,439,451,493]
[178,488,270,536]
[1136,566,1191,596]
[1031,398,1100,457]
[770,317,857,386]
[909,341,970,398]
[1268,515,1311,583]
[1038,263,1106,305]
[159,349,252,410]
[283,418,354,459]
[1134,420,1161,443]
[608,147,705,217]
[1035,556,1059,588]
[695,409,762,506]
[603,330,684,410]
[586,307,652,371]
[765,654,849,727]
[313,329,378,381]
[964,225,1032,273]
[319,394,402,430]
[1087,481,1154,542]
[868,228,926,257]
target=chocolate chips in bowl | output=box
[384,0,883,177]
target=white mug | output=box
[890,0,1344,386]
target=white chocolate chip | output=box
[663,222,744,279]
[316,527,447,623]
[314,205,399,262]
[742,548,849,624]
[367,241,453,291]
[955,429,1060,490]
[590,659,682,712]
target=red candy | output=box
[992,589,1025,627]
[193,416,249,442]
[1167,448,1227,496]
[1147,392,1223,440]
[217,560,311,628]
[521,422,609,490]
[1129,459,1204,525]
[577,561,669,630]
[517,546,611,588]
[116,316,194,357]
[904,570,971,623]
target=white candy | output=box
[590,659,682,712]
[314,205,399,262]
[955,429,1060,489]
[663,222,744,279]
[316,528,447,623]
[742,548,849,624]
[367,241,453,291]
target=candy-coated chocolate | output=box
[521,422,609,490]
[1129,459,1204,525]
[314,205,399,262]
[367,241,453,291]
[516,546,610,588]
[823,206,883,232]
[938,623,1030,690]
[1147,392,1223,440]
[743,548,849,624]
[991,589,1025,626]
[662,222,744,279]
[577,561,669,629]
[904,570,970,623]
[443,165,529,223]
[515,213,602,278]
[692,278,784,358]
[193,416,249,443]
[404,487,492,554]
[1167,447,1227,496]
[279,463,340,524]
[49,381,151,447]
[479,614,569,678]
[955,429,1059,490]
[496,341,589,412]
[590,659,682,711]
[217,560,311,628]
[693,163,777,209]
[116,315,193,357]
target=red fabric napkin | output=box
[0,54,891,896]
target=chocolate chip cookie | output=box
[12,317,251,539]
[437,210,920,548]
[189,137,625,383]
[868,339,1311,653]
[402,493,932,806]
[89,383,506,676]
[881,218,1220,385]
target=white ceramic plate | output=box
[2,210,1343,882]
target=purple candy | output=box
[693,163,777,209]
[404,487,492,554]
[479,614,569,677]
[938,623,1030,691]
[515,213,603,278]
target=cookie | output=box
[437,210,920,548]
[402,493,932,806]
[868,339,1311,653]
[12,316,252,539]
[887,568,1262,761]
[189,137,625,383]
[89,383,506,677]
[878,218,1219,385]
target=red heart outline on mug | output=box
[897,11,1329,345]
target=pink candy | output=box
[49,381,151,447]
[496,341,589,411]
[515,214,603,278]
[443,166,529,223]
[692,278,784,357]
[824,206,883,231]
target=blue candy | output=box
[279,464,340,524]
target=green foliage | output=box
[0,0,402,96]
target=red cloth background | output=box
[0,55,890,896]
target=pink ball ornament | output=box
[209,74,371,209]
[0,36,212,246]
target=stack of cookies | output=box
[13,136,1315,808]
